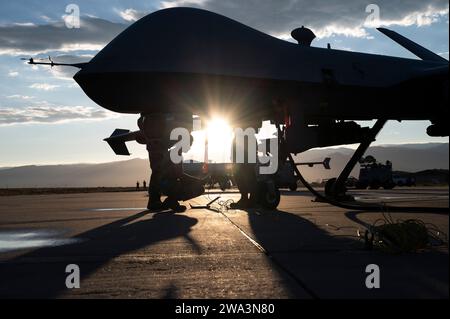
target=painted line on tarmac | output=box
[87,208,146,211]
[219,209,319,299]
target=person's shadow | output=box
[0,210,199,298]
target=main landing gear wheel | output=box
[324,178,336,197]
[383,182,395,190]
[324,177,354,201]
[257,182,280,209]
[324,178,347,197]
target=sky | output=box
[0,0,448,167]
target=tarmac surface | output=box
[0,187,448,298]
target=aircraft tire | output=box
[324,178,337,197]
[257,183,280,209]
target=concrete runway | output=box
[0,187,448,298]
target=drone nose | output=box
[73,69,84,85]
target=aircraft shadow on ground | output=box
[0,210,199,298]
[0,205,447,298]
[235,207,361,298]
[240,207,448,298]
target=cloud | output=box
[0,1,447,59]
[160,0,208,9]
[6,94,34,100]
[7,71,19,77]
[0,16,126,56]
[13,22,36,27]
[0,104,116,125]
[371,5,450,28]
[438,51,449,59]
[117,8,148,22]
[40,15,56,23]
[29,83,60,91]
[159,0,449,38]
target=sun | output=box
[205,117,233,162]
[184,117,234,163]
[206,118,232,140]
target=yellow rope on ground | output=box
[364,212,448,254]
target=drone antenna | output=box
[48,56,54,68]
[20,56,87,69]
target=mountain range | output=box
[0,143,447,188]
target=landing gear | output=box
[256,181,280,209]
[326,119,387,200]
[368,181,381,190]
[382,182,396,190]
[325,178,342,196]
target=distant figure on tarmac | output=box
[143,180,147,188]
[136,181,140,190]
